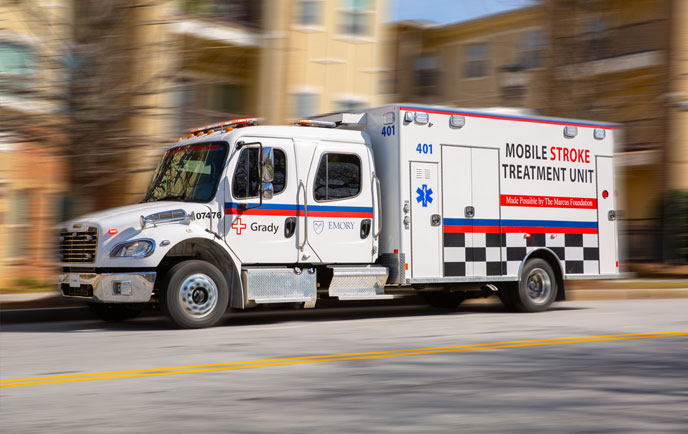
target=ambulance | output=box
[58,105,620,328]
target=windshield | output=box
[143,142,229,203]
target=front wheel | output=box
[161,260,229,328]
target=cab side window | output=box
[314,153,361,201]
[233,148,286,199]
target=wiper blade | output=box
[154,195,187,202]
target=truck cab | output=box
[59,119,383,328]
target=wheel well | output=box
[521,248,566,301]
[158,238,243,308]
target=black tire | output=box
[422,291,466,308]
[161,260,229,329]
[513,258,558,312]
[87,303,142,322]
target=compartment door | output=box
[410,162,442,278]
[596,156,618,274]
[442,146,501,277]
[470,148,502,277]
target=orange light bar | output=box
[188,117,260,135]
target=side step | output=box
[242,267,317,306]
[328,265,392,300]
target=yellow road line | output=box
[2,331,686,389]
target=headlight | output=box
[110,239,155,258]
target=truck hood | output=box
[62,201,211,232]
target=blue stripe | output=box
[225,202,373,213]
[443,218,598,229]
[444,218,499,226]
[400,105,621,129]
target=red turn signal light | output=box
[108,229,118,235]
[524,233,532,239]
[602,190,609,199]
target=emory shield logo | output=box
[313,220,324,235]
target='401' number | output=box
[416,143,433,154]
[381,125,395,136]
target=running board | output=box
[328,265,389,300]
[242,267,317,306]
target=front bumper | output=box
[58,272,156,303]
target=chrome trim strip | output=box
[141,209,190,229]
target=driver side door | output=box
[223,138,299,263]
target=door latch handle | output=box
[608,210,616,221]
[284,217,296,238]
[465,206,475,218]
[431,214,441,226]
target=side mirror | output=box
[262,182,274,200]
[261,147,274,183]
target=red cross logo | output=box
[231,218,247,235]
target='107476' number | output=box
[416,143,433,154]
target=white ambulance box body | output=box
[354,104,620,284]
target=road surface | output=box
[2,298,687,433]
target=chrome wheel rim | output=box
[179,273,218,318]
[526,268,552,305]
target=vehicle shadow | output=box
[0,296,585,333]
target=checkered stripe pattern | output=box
[444,233,503,277]
[502,232,599,276]
[444,232,599,277]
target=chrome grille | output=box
[59,227,98,263]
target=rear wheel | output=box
[161,260,229,329]
[512,259,557,312]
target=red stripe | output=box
[501,227,598,234]
[400,107,620,130]
[226,209,297,217]
[444,225,500,233]
[501,194,597,209]
[445,225,597,234]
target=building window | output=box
[297,0,321,25]
[0,42,35,75]
[414,56,440,95]
[5,190,31,260]
[464,43,489,78]
[335,100,365,111]
[521,31,543,69]
[233,148,286,199]
[584,16,610,60]
[314,153,361,201]
[338,0,372,37]
[292,92,318,119]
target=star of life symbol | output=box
[416,184,433,207]
[231,217,247,235]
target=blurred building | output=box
[171,0,391,129]
[389,6,545,108]
[543,0,670,262]
[0,1,70,288]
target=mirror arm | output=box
[237,141,264,211]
